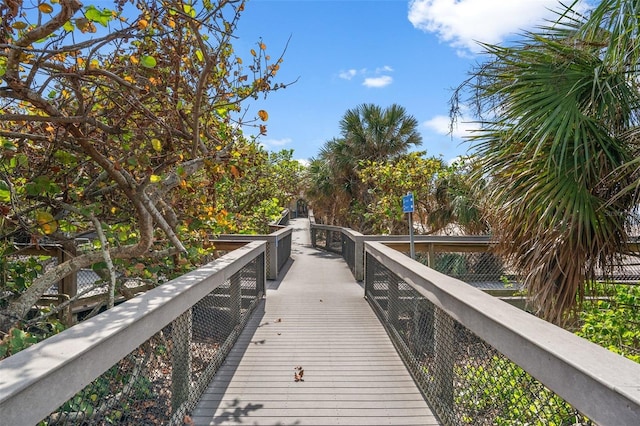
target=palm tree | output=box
[428,157,489,235]
[306,104,422,231]
[452,2,640,324]
[339,103,422,163]
[306,155,350,225]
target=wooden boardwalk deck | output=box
[192,218,440,425]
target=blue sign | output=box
[402,193,414,213]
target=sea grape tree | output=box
[0,0,288,333]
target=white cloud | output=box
[423,114,478,139]
[363,75,393,88]
[338,66,394,87]
[408,0,590,54]
[376,65,394,73]
[339,69,357,80]
[260,137,292,149]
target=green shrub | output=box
[576,283,640,363]
[456,355,582,425]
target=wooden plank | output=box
[192,218,441,426]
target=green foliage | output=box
[55,361,155,423]
[0,328,38,358]
[456,355,584,425]
[307,104,422,231]
[576,283,640,363]
[211,147,305,234]
[359,151,444,234]
[1,253,44,295]
[452,0,640,323]
[434,253,468,276]
[0,0,291,333]
[429,156,489,235]
[0,320,66,358]
[454,283,639,424]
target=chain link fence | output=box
[39,255,264,426]
[365,251,592,426]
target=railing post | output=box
[59,243,77,299]
[310,225,317,248]
[364,251,372,297]
[266,236,278,280]
[388,276,400,329]
[354,235,364,281]
[427,242,435,268]
[230,272,242,326]
[172,309,192,412]
[257,253,266,297]
[433,306,454,408]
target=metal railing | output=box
[0,241,266,425]
[310,222,640,295]
[364,241,640,425]
[212,225,292,279]
[310,222,506,285]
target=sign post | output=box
[402,192,415,260]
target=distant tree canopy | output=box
[0,0,293,335]
[359,152,444,235]
[305,103,488,237]
[306,103,424,233]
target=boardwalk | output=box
[192,218,440,425]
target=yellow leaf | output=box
[138,19,148,30]
[150,174,162,183]
[260,42,266,50]
[258,110,268,121]
[151,138,162,152]
[36,211,58,235]
[250,49,256,57]
[38,3,54,13]
[130,55,139,65]
[12,21,28,30]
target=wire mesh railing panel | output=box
[311,227,326,251]
[310,227,343,255]
[365,252,592,426]
[42,255,264,426]
[605,253,640,282]
[277,232,291,272]
[327,230,343,254]
[264,241,272,279]
[414,251,516,290]
[342,233,356,275]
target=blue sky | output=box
[234,0,592,163]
